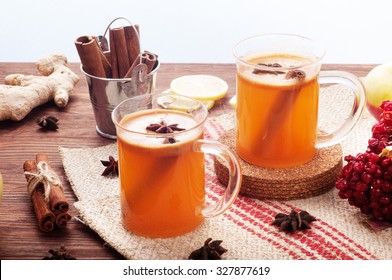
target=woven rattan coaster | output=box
[214,129,343,200]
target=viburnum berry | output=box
[367,100,392,154]
[336,151,392,222]
[381,100,392,112]
[336,101,392,222]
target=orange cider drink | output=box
[112,94,242,238]
[117,109,205,237]
[234,34,366,169]
[236,54,319,168]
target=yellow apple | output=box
[365,62,392,120]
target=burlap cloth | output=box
[60,85,392,260]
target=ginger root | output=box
[0,54,79,121]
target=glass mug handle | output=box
[316,71,366,148]
[193,139,242,217]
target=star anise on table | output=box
[188,238,228,260]
[101,155,118,177]
[42,245,77,260]
[146,120,185,134]
[272,210,316,233]
[36,115,59,130]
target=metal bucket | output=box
[81,62,159,139]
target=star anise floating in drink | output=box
[146,120,185,133]
[285,69,306,81]
[252,63,285,75]
[253,63,306,81]
[146,120,185,144]
[188,238,228,260]
[272,210,316,233]
[101,155,118,177]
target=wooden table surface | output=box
[0,62,374,260]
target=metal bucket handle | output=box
[97,17,147,85]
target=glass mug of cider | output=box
[112,93,242,238]
[233,34,366,168]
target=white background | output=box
[1,0,391,64]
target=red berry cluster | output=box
[367,101,392,154]
[336,101,392,222]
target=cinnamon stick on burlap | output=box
[35,154,69,215]
[75,35,112,78]
[23,160,55,232]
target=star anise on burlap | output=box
[36,115,59,130]
[42,245,77,260]
[272,210,316,233]
[146,120,185,133]
[188,238,228,260]
[101,155,118,177]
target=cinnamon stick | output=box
[75,35,112,78]
[124,51,158,78]
[23,160,55,232]
[143,51,158,73]
[124,54,142,78]
[124,24,140,68]
[251,82,303,160]
[35,154,69,215]
[110,27,131,78]
[109,29,119,78]
[55,212,72,227]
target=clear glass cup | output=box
[233,33,366,168]
[112,93,242,238]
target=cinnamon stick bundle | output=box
[23,160,55,232]
[75,22,158,79]
[23,154,71,232]
[35,154,69,214]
